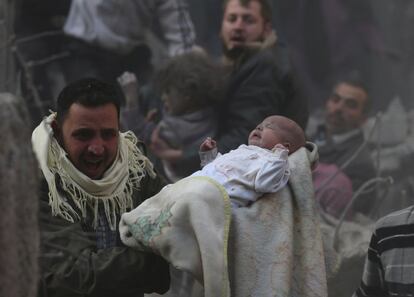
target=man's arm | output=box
[353,231,387,297]
[155,0,196,56]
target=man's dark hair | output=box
[56,78,122,125]
[155,51,225,115]
[331,70,371,113]
[222,0,272,23]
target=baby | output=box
[192,115,306,208]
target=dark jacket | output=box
[217,41,309,153]
[38,143,170,297]
[315,127,376,214]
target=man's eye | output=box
[227,14,237,23]
[73,130,93,140]
[102,130,117,140]
[243,15,256,24]
[329,94,341,103]
[345,100,358,110]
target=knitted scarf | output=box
[32,113,156,230]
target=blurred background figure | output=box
[0,94,39,297]
[120,50,225,181]
[148,0,308,177]
[61,0,195,84]
[14,0,196,125]
[308,71,376,219]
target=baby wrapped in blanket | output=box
[192,115,306,208]
[120,116,314,296]
[119,140,328,297]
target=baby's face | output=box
[248,120,285,150]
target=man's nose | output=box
[88,142,104,155]
[233,17,245,30]
[331,100,344,113]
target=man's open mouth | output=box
[230,36,245,43]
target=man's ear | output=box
[263,21,272,37]
[51,120,62,144]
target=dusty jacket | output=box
[181,35,309,162]
[217,35,309,153]
[38,143,170,297]
[314,126,376,214]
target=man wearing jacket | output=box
[32,78,170,297]
[150,0,308,165]
[311,73,376,217]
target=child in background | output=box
[119,51,225,182]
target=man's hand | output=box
[200,137,217,152]
[150,126,183,163]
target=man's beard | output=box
[222,42,248,61]
[221,34,267,62]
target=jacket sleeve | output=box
[353,231,387,297]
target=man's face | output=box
[248,117,285,150]
[56,103,119,179]
[221,0,271,51]
[326,83,368,135]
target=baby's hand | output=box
[272,143,289,154]
[272,144,289,159]
[117,71,139,109]
[273,143,288,152]
[200,137,217,152]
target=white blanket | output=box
[120,143,327,297]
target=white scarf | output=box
[32,113,156,230]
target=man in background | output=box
[310,72,376,218]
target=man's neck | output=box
[330,128,361,145]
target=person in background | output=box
[60,0,196,86]
[149,0,308,167]
[353,205,414,296]
[120,51,225,182]
[310,72,376,218]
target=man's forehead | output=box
[333,83,368,104]
[225,0,261,11]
